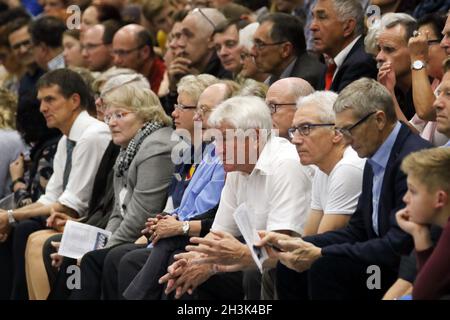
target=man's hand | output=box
[9,154,25,182]
[50,241,63,269]
[168,57,199,92]
[275,238,322,272]
[186,230,253,268]
[0,221,11,243]
[159,251,213,299]
[395,208,428,236]
[46,211,76,232]
[408,30,429,62]
[378,61,397,94]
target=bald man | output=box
[266,77,315,139]
[112,24,166,93]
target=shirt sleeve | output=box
[310,167,324,211]
[266,159,312,235]
[323,164,363,215]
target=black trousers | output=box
[0,217,46,300]
[42,233,63,292]
[123,236,189,300]
[276,255,397,300]
[102,243,148,300]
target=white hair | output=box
[101,73,150,97]
[177,74,220,102]
[332,0,365,36]
[208,95,272,134]
[297,91,338,124]
[239,22,259,50]
[380,12,417,41]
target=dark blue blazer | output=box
[330,36,378,93]
[305,123,432,270]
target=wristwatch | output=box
[411,60,426,70]
[182,221,190,236]
[7,210,16,224]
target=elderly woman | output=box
[46,80,176,300]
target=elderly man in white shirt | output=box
[159,95,314,299]
[0,69,110,299]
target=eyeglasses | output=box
[268,103,296,114]
[335,111,377,137]
[427,39,441,46]
[81,43,105,51]
[174,103,197,111]
[11,39,32,51]
[104,111,135,125]
[112,45,144,57]
[288,123,335,139]
[195,105,212,117]
[192,8,216,30]
[253,39,287,50]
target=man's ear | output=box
[140,45,151,60]
[69,93,81,111]
[375,110,387,130]
[342,18,357,38]
[435,190,449,210]
[281,42,294,58]
[332,128,343,144]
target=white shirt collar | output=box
[67,111,93,142]
[333,35,361,69]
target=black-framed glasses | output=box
[427,39,441,46]
[288,123,335,139]
[192,8,216,30]
[174,103,197,111]
[112,45,145,57]
[253,39,287,50]
[335,111,377,137]
[268,103,296,114]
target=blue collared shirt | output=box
[367,122,401,236]
[444,140,450,147]
[172,142,225,221]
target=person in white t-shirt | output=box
[289,91,366,236]
[159,95,314,299]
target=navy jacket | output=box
[330,37,378,93]
[305,124,432,271]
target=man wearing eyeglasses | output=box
[81,22,117,72]
[112,24,166,94]
[265,77,314,139]
[267,78,432,300]
[8,18,45,99]
[162,8,231,114]
[251,13,325,88]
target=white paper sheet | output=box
[58,220,112,259]
[233,203,268,273]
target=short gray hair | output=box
[381,12,417,42]
[177,74,220,103]
[297,91,338,124]
[208,96,272,133]
[333,78,396,122]
[239,22,259,50]
[332,0,365,36]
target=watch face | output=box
[413,60,424,69]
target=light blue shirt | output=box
[172,142,225,221]
[367,122,401,236]
[444,140,450,147]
